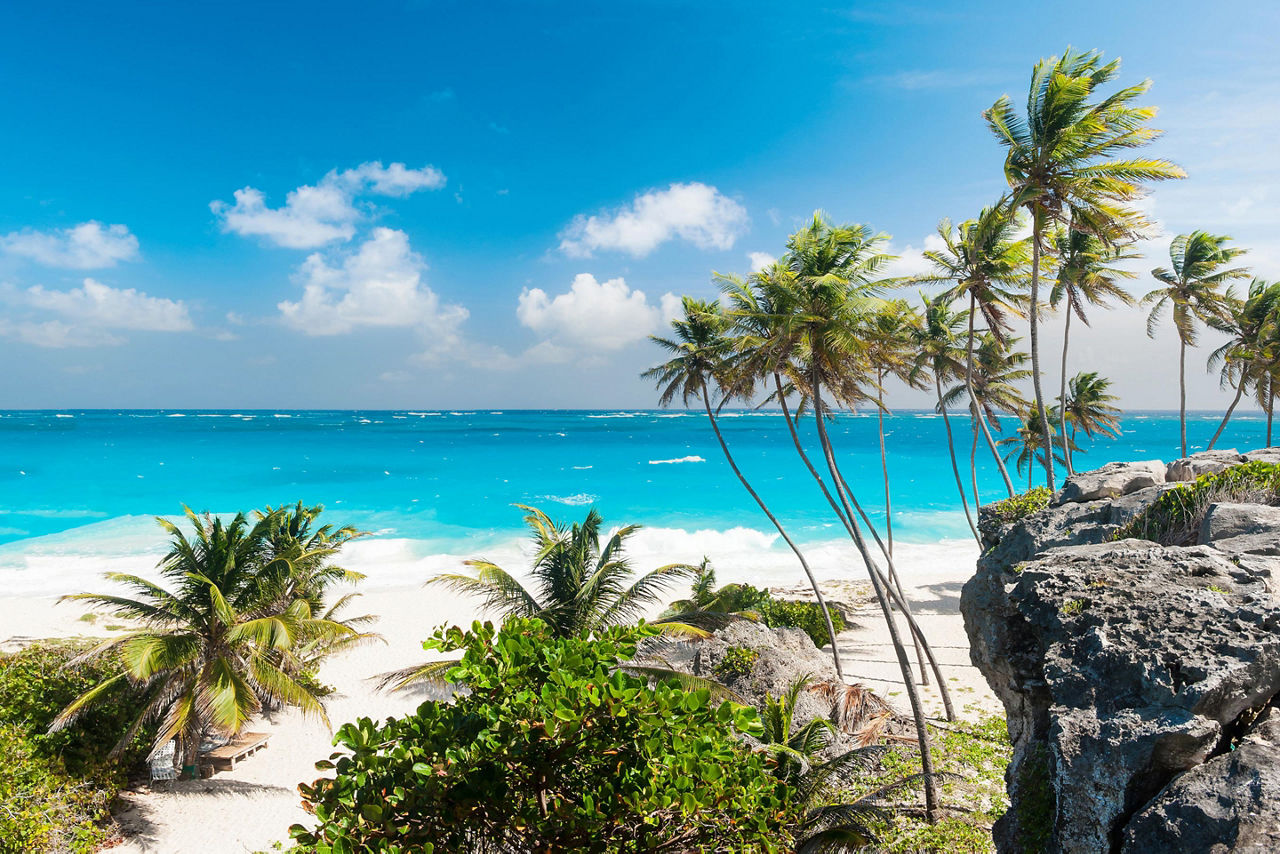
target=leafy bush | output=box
[291,618,794,853]
[0,640,150,853]
[980,487,1052,537]
[1113,461,1280,545]
[762,598,846,648]
[714,645,760,679]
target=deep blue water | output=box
[0,409,1270,594]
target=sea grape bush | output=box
[714,645,760,679]
[291,618,795,853]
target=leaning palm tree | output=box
[1063,372,1123,462]
[1206,279,1280,450]
[986,47,1185,488]
[922,203,1028,496]
[1050,226,1138,472]
[909,293,980,542]
[1001,409,1072,490]
[1142,231,1251,455]
[645,296,846,679]
[52,507,360,773]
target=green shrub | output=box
[1113,461,1280,545]
[761,599,846,648]
[291,618,794,852]
[714,645,760,680]
[982,487,1052,532]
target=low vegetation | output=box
[1113,461,1280,544]
[981,487,1052,532]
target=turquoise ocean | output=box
[0,409,1270,596]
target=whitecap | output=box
[55,413,74,419]
[539,493,599,506]
[648,455,706,465]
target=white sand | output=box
[0,567,995,853]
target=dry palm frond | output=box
[808,680,895,746]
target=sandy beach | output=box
[0,566,995,853]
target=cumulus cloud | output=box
[883,233,947,279]
[1,221,139,269]
[278,227,469,352]
[1,277,193,348]
[559,183,748,258]
[748,251,776,272]
[211,161,446,249]
[517,273,676,350]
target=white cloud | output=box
[1,221,139,269]
[278,227,469,352]
[1,277,193,348]
[559,182,748,258]
[883,233,947,279]
[211,161,446,249]
[748,251,776,272]
[517,273,675,351]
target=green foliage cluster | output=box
[667,578,846,648]
[983,487,1052,530]
[1113,461,1280,544]
[713,645,759,680]
[0,640,150,853]
[762,598,847,648]
[291,618,794,853]
[850,714,1013,853]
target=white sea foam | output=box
[539,493,599,506]
[648,455,705,465]
[55,414,74,419]
[166,413,186,418]
[274,413,292,418]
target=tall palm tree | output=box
[1206,279,1280,450]
[1050,227,1138,472]
[909,294,980,542]
[431,505,693,638]
[761,213,943,820]
[986,47,1185,488]
[645,296,846,679]
[52,507,362,772]
[1001,410,1072,490]
[1063,372,1123,461]
[922,204,1028,497]
[1142,231,1250,455]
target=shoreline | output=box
[1,563,995,853]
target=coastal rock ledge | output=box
[962,450,1280,853]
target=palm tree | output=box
[1050,227,1138,472]
[52,507,362,773]
[922,204,1028,496]
[909,294,980,542]
[1142,232,1250,455]
[1206,279,1280,450]
[1063,372,1123,461]
[1001,409,1072,490]
[645,296,846,679]
[986,47,1185,488]
[431,505,694,638]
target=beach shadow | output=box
[912,581,965,615]
[114,778,298,848]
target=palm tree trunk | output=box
[877,370,894,560]
[937,373,980,543]
[775,376,947,702]
[1268,381,1275,446]
[1029,228,1057,490]
[812,383,938,822]
[967,294,1016,497]
[699,386,845,681]
[1179,338,1188,457]
[1059,305,1075,475]
[970,416,981,512]
[1207,382,1246,451]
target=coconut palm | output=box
[1206,279,1280,450]
[1142,231,1251,455]
[430,505,694,638]
[909,294,980,542]
[922,204,1029,496]
[1001,409,1073,490]
[1050,227,1138,472]
[986,47,1185,488]
[1063,372,1123,461]
[645,296,846,679]
[52,507,362,772]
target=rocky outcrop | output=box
[1167,449,1245,482]
[1053,460,1165,505]
[1200,502,1280,557]
[963,449,1280,853]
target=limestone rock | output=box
[1122,708,1280,853]
[1053,460,1165,505]
[1167,449,1245,482]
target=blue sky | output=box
[1,1,1277,409]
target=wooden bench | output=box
[201,731,270,771]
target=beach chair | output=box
[149,739,179,785]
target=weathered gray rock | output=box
[1053,460,1166,505]
[1167,450,1246,482]
[1243,449,1280,465]
[962,537,1280,853]
[1108,484,1181,527]
[978,499,1116,574]
[1201,503,1280,557]
[1122,707,1280,853]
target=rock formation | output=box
[963,451,1280,853]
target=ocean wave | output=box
[55,414,74,419]
[648,455,706,465]
[539,493,599,506]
